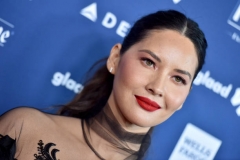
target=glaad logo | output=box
[194,70,240,117]
[193,71,232,99]
[173,0,181,4]
[0,18,14,47]
[80,3,131,38]
[51,72,84,94]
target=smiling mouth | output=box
[135,95,161,112]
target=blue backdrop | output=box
[1,0,240,159]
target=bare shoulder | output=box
[0,107,53,138]
[0,107,84,138]
[0,107,52,124]
[49,112,84,139]
[0,107,50,121]
[0,107,88,159]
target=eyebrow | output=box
[139,49,192,80]
[174,69,192,80]
[138,49,161,62]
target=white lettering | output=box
[80,4,132,38]
[179,147,206,160]
[193,72,203,85]
[184,137,211,157]
[0,27,3,35]
[52,72,64,86]
[0,30,10,43]
[102,12,117,28]
[220,84,232,98]
[193,71,232,98]
[205,77,215,89]
[116,20,130,37]
[233,4,240,22]
[0,26,10,44]
[51,72,84,93]
[61,72,71,85]
[231,88,240,106]
[74,84,84,93]
[201,71,210,85]
[66,79,76,90]
[212,82,222,94]
[236,106,240,116]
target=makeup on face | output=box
[107,30,198,128]
[135,95,161,112]
[138,49,192,82]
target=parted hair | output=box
[58,10,207,118]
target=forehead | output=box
[141,29,196,53]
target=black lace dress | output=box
[0,106,152,160]
[82,104,153,160]
[0,134,60,160]
[0,134,16,160]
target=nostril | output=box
[148,88,154,94]
[146,85,164,97]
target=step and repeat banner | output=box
[0,0,240,159]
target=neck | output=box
[82,104,152,159]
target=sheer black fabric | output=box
[0,105,152,160]
[34,140,60,160]
[82,104,153,160]
[0,135,60,160]
[0,134,17,160]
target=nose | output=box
[146,75,165,97]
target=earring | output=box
[110,67,113,73]
[177,104,183,110]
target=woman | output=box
[0,10,207,160]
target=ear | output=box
[107,43,122,75]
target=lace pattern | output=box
[0,134,17,160]
[34,140,60,160]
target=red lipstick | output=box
[135,95,161,112]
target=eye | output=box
[141,58,155,68]
[174,76,186,85]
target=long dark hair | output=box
[58,10,208,118]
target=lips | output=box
[135,95,161,112]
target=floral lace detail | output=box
[0,134,17,160]
[34,140,60,160]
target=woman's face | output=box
[107,29,198,129]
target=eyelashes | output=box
[173,76,186,85]
[140,57,187,85]
[141,58,155,68]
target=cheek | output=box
[115,58,148,90]
[165,86,189,111]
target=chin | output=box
[124,112,160,128]
[125,110,173,128]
